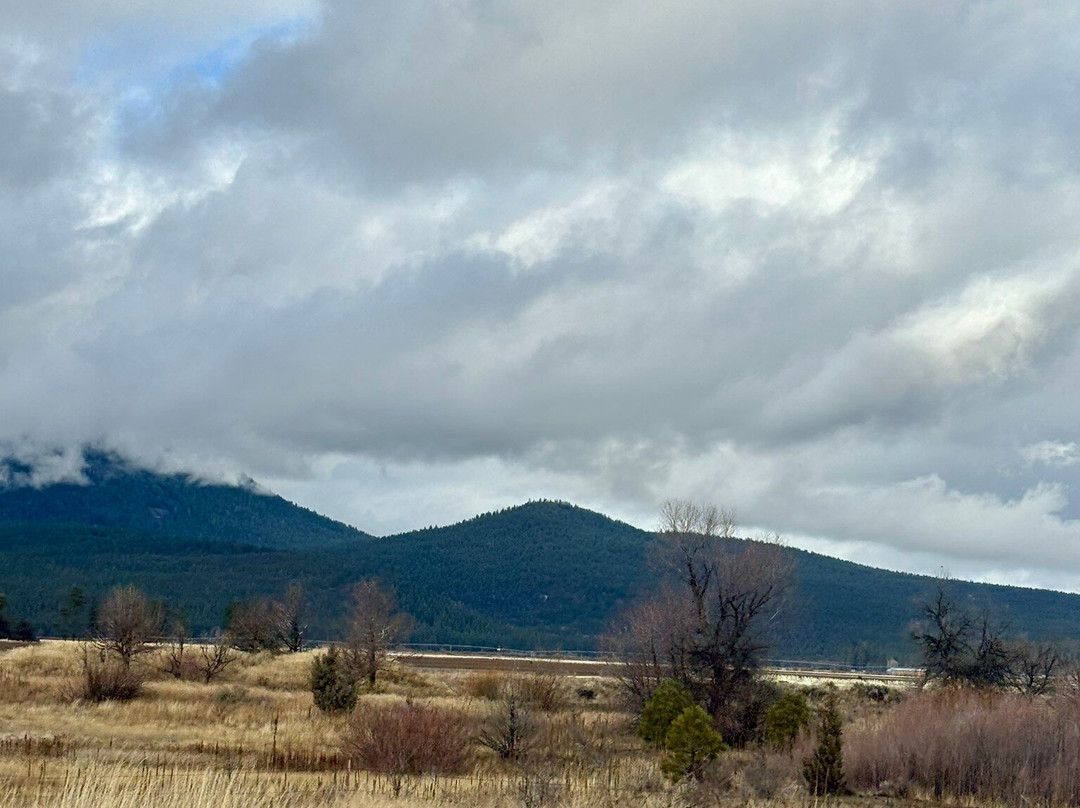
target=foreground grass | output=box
[0,641,921,808]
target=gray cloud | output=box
[3,1,1080,588]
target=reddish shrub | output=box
[346,700,473,778]
[846,689,1080,806]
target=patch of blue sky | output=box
[77,14,316,135]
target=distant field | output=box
[398,650,921,689]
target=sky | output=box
[4,1,1080,591]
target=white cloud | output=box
[1024,441,1080,469]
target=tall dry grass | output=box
[846,689,1080,806]
[0,766,319,808]
[0,761,689,808]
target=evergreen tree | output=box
[310,645,357,713]
[0,594,10,638]
[60,586,88,638]
[803,691,846,796]
[764,691,810,750]
[660,705,726,781]
[638,679,696,747]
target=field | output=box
[1,641,1072,808]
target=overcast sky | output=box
[4,1,1080,591]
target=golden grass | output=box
[0,641,915,808]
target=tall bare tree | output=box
[609,500,790,744]
[345,578,410,687]
[226,598,284,652]
[279,582,307,653]
[94,584,163,669]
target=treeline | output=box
[0,593,36,641]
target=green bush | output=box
[660,706,726,781]
[764,691,810,749]
[803,691,846,796]
[638,679,696,747]
[310,645,357,713]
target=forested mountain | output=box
[1,453,1078,664]
[0,451,368,549]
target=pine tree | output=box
[803,690,846,796]
[764,691,810,750]
[310,645,357,713]
[638,679,696,747]
[660,705,726,781]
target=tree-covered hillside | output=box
[2,456,1079,663]
[0,451,368,550]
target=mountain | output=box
[1,453,1078,664]
[0,451,369,550]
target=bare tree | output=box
[345,579,410,687]
[658,499,737,539]
[916,586,973,685]
[197,630,236,683]
[601,585,695,709]
[1011,641,1059,696]
[916,585,1049,691]
[279,582,307,653]
[227,598,285,653]
[967,613,1013,688]
[226,584,306,654]
[610,501,790,744]
[94,584,163,669]
[161,618,190,679]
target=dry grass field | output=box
[0,641,677,808]
[0,640,1068,808]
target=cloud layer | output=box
[4,1,1080,588]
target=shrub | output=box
[638,679,696,747]
[310,645,357,713]
[478,685,535,761]
[78,648,142,702]
[722,678,782,747]
[463,671,504,700]
[660,705,726,781]
[346,700,473,781]
[764,691,810,750]
[518,673,565,712]
[851,682,892,703]
[215,685,250,706]
[803,691,845,796]
[845,689,1080,805]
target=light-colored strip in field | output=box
[394,651,921,687]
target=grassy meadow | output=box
[3,640,1079,808]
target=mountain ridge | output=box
[1,452,1078,663]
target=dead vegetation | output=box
[4,639,1068,808]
